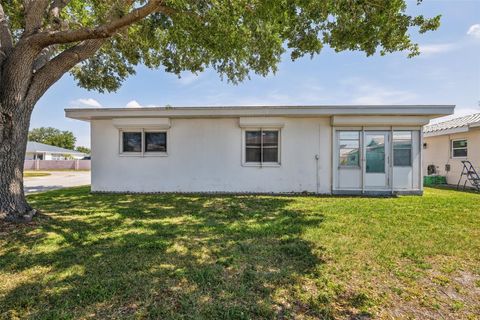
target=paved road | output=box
[24,171,91,194]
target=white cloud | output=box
[467,24,480,38]
[348,82,417,105]
[418,43,456,55]
[125,100,142,108]
[124,100,160,108]
[69,98,102,108]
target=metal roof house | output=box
[66,105,454,195]
[424,113,480,136]
[26,141,86,160]
[423,113,480,185]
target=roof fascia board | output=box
[331,115,431,126]
[65,105,455,121]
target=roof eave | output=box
[424,126,470,137]
[65,105,455,121]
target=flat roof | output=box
[65,105,455,121]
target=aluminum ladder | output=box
[457,160,480,191]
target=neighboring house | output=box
[66,105,453,195]
[26,141,86,160]
[423,113,480,185]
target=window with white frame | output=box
[145,132,167,152]
[451,139,467,158]
[338,131,360,167]
[120,130,167,155]
[122,131,142,153]
[244,129,280,164]
[393,131,412,166]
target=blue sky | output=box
[31,0,480,148]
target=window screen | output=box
[122,132,142,152]
[145,132,167,152]
[393,131,412,166]
[452,140,467,158]
[338,131,360,167]
[245,130,279,163]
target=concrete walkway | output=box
[24,171,91,194]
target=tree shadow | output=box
[0,187,368,319]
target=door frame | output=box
[362,130,391,190]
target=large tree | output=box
[0,0,439,221]
[29,127,76,150]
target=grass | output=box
[1,187,479,319]
[23,172,51,178]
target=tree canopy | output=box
[28,127,76,150]
[0,0,441,220]
[1,0,440,95]
[75,146,91,154]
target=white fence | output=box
[24,160,91,171]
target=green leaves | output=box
[5,0,441,92]
[28,127,77,150]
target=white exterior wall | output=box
[91,117,332,193]
[423,128,480,185]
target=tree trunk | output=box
[0,98,35,222]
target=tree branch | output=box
[49,0,70,20]
[25,39,106,107]
[32,45,59,72]
[24,0,50,35]
[0,3,13,58]
[32,0,171,47]
[48,0,72,29]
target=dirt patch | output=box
[385,269,480,319]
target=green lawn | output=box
[23,172,51,178]
[1,187,479,319]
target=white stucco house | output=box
[26,141,86,160]
[66,105,454,195]
[423,113,480,186]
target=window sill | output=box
[119,153,142,157]
[242,162,281,168]
[143,152,168,157]
[119,153,168,157]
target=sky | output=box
[31,0,480,148]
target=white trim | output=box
[363,130,391,190]
[392,130,413,168]
[113,118,170,129]
[239,117,285,128]
[144,130,169,156]
[119,128,169,157]
[66,105,455,121]
[332,115,431,126]
[337,130,361,169]
[119,129,142,156]
[451,138,468,159]
[241,128,281,167]
[420,131,424,191]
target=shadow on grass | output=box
[0,187,366,319]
